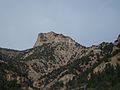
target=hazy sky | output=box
[0,0,120,50]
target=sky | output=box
[0,0,120,50]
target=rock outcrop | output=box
[34,31,76,47]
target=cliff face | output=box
[34,31,76,47]
[0,32,120,90]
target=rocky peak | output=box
[34,31,76,47]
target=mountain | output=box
[0,32,120,90]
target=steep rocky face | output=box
[34,31,76,47]
[0,32,120,90]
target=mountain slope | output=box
[0,32,120,90]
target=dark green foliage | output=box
[64,64,120,90]
[88,64,120,90]
[24,43,55,61]
[0,47,22,61]
[100,42,113,57]
[0,75,22,90]
[0,52,12,61]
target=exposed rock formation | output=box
[34,31,76,47]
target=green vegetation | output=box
[88,64,120,90]
[0,75,22,90]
